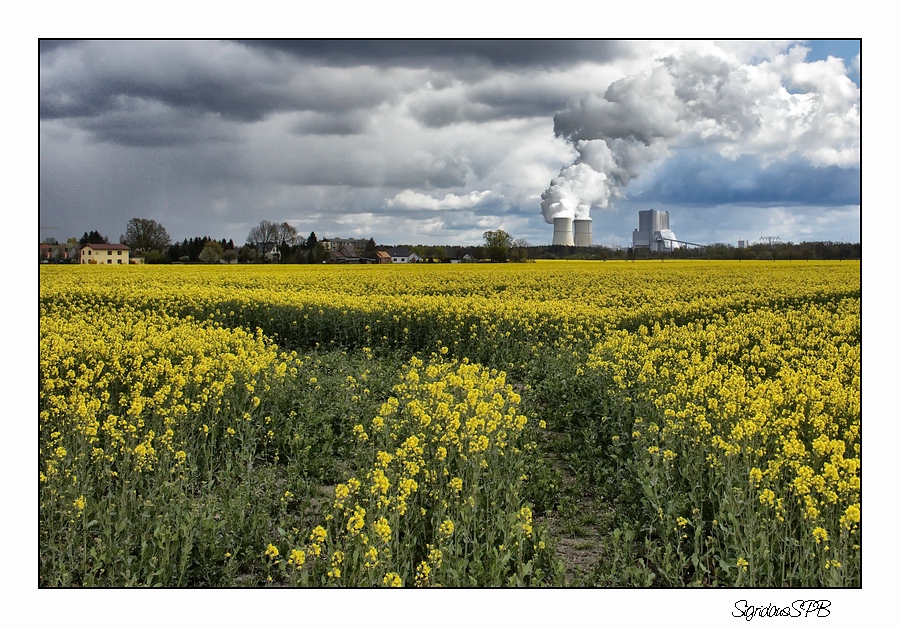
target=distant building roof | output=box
[332,244,359,259]
[81,243,131,251]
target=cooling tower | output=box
[552,217,575,246]
[573,219,593,247]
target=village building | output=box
[79,243,131,264]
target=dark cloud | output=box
[290,110,370,136]
[77,105,239,147]
[41,41,284,122]
[39,40,409,132]
[408,95,488,128]
[409,81,574,128]
[243,40,631,70]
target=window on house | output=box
[118,250,122,255]
[107,259,112,264]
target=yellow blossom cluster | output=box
[586,292,860,585]
[39,288,309,580]
[40,303,299,481]
[286,355,550,586]
[39,261,860,374]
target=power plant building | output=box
[632,209,680,251]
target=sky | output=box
[39,39,861,249]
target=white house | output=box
[389,248,420,263]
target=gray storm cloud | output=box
[541,47,860,223]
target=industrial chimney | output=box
[552,217,574,246]
[573,219,593,247]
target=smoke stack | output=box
[573,219,593,246]
[552,217,574,246]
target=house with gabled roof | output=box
[331,244,361,263]
[39,242,78,263]
[79,243,131,264]
[388,248,420,264]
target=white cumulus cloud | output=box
[385,189,500,211]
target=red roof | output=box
[81,243,130,251]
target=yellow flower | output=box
[288,549,306,569]
[439,519,455,537]
[841,503,861,528]
[749,467,763,484]
[309,525,327,544]
[383,572,402,587]
[370,469,390,495]
[415,560,432,586]
[374,517,392,543]
[333,483,350,509]
[365,546,379,567]
[347,505,366,534]
[265,544,279,559]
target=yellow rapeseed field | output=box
[39,260,860,586]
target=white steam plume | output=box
[541,46,860,224]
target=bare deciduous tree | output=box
[123,218,171,252]
[246,220,279,255]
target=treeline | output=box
[166,237,237,263]
[144,239,864,265]
[530,240,861,261]
[161,232,329,264]
[54,221,862,265]
[670,241,861,261]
